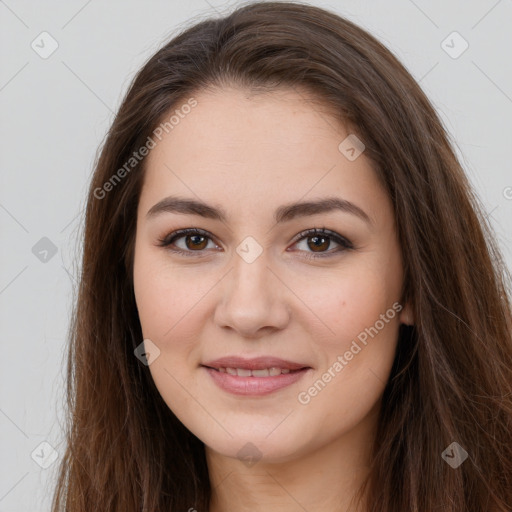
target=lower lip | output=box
[203,367,310,396]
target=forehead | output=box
[151,86,346,161]
[139,86,386,223]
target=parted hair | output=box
[52,2,512,511]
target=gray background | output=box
[1,0,511,510]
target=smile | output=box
[214,367,293,377]
[201,356,311,396]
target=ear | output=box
[399,301,414,326]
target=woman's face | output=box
[133,86,412,463]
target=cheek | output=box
[294,274,400,437]
[132,250,205,423]
[133,246,204,341]
[296,261,401,345]
[132,247,221,394]
[292,258,402,412]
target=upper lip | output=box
[202,356,310,371]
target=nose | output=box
[213,249,290,338]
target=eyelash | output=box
[157,227,354,260]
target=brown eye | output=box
[291,228,353,260]
[185,234,208,250]
[307,235,331,252]
[158,228,218,256]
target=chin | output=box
[209,441,300,465]
[199,424,312,465]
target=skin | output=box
[133,86,413,512]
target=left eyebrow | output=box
[275,197,372,225]
[146,195,372,226]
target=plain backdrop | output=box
[1,0,511,510]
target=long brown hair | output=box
[52,2,512,510]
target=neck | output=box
[206,405,378,512]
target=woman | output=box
[52,2,512,511]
